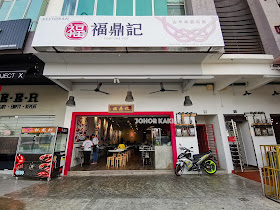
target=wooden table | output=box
[108,149,125,153]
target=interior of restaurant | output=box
[71,116,171,171]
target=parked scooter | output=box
[175,144,217,176]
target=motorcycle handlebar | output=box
[179,147,193,153]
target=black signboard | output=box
[0,71,25,79]
[0,19,31,51]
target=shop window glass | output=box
[0,0,13,21]
[76,0,95,15]
[116,0,133,16]
[167,0,185,15]
[18,133,56,154]
[97,0,114,15]
[136,0,152,16]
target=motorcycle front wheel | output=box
[203,160,217,174]
[175,164,183,176]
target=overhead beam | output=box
[51,79,72,91]
[214,76,242,91]
[246,77,276,91]
[182,79,196,92]
[49,76,214,80]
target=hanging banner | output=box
[21,127,57,134]
[32,16,224,49]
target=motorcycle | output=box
[175,144,217,176]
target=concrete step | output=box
[68,169,228,176]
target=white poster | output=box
[32,16,224,49]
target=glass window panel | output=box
[18,133,56,154]
[26,0,47,31]
[61,0,77,15]
[55,134,67,152]
[8,0,29,20]
[25,0,43,20]
[167,0,184,3]
[136,0,152,16]
[0,1,13,21]
[167,5,185,15]
[154,0,168,16]
[97,0,114,15]
[116,0,133,16]
[76,0,95,15]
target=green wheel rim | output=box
[204,160,217,174]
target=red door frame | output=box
[196,124,209,153]
[64,111,176,175]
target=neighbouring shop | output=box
[0,85,68,170]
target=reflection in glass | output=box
[18,133,56,154]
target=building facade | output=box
[0,2,68,170]
[1,0,280,175]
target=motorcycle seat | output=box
[193,152,209,159]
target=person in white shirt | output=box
[82,136,93,166]
[91,134,99,164]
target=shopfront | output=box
[55,81,280,175]
[0,85,68,170]
[64,112,176,174]
[30,15,280,176]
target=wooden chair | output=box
[123,153,129,163]
[106,156,114,168]
[115,156,122,168]
[110,156,115,167]
[122,156,126,167]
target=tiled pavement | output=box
[0,173,279,210]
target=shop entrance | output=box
[271,114,280,144]
[224,115,258,173]
[64,112,176,175]
[196,125,208,153]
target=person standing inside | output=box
[82,136,93,166]
[92,134,99,164]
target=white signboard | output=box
[32,16,224,49]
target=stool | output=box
[117,153,122,157]
[115,157,122,168]
[112,153,116,157]
[122,156,126,167]
[110,156,115,167]
[123,154,128,162]
[106,156,114,168]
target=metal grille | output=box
[0,116,55,137]
[214,0,264,54]
[260,145,280,201]
[0,116,55,154]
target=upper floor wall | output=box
[247,0,280,62]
